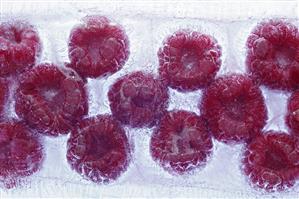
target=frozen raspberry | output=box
[67,115,131,184]
[0,78,8,117]
[150,110,213,174]
[108,71,169,128]
[0,121,43,188]
[286,91,299,136]
[242,132,299,192]
[200,74,267,144]
[0,20,41,77]
[68,15,129,79]
[15,63,88,136]
[158,30,222,91]
[246,19,299,90]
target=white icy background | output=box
[0,1,299,198]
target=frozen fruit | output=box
[200,74,267,144]
[67,115,131,184]
[15,63,88,136]
[242,132,299,192]
[68,15,129,79]
[108,71,169,128]
[0,78,9,117]
[0,121,43,188]
[246,19,299,90]
[158,30,222,92]
[286,91,299,136]
[0,20,41,77]
[150,110,213,174]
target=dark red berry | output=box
[200,74,267,144]
[286,91,299,136]
[150,110,213,174]
[0,121,43,188]
[0,20,41,77]
[15,63,88,136]
[158,30,222,91]
[68,15,129,79]
[67,115,131,184]
[108,71,169,128]
[246,19,299,90]
[242,132,299,192]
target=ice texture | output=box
[0,1,298,198]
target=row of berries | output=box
[0,16,298,193]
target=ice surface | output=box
[0,1,299,198]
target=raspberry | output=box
[15,63,88,136]
[150,110,213,174]
[246,19,299,90]
[242,132,299,192]
[158,30,221,91]
[67,115,131,184]
[108,71,169,128]
[68,15,129,79]
[200,74,267,144]
[0,121,43,188]
[286,91,299,136]
[0,20,41,77]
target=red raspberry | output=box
[246,19,299,90]
[0,121,43,188]
[200,74,267,144]
[108,71,169,128]
[150,110,213,174]
[68,15,129,79]
[158,30,222,91]
[67,115,131,184]
[0,20,41,77]
[286,91,299,136]
[15,64,88,136]
[242,132,299,192]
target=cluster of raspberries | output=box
[0,16,298,192]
